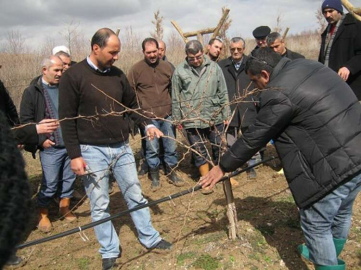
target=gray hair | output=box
[266,32,283,46]
[230,37,246,49]
[185,40,203,55]
[54,51,71,58]
[157,39,166,50]
[41,55,62,69]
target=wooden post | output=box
[341,0,361,21]
[115,28,120,37]
[211,8,230,39]
[223,178,238,240]
[171,21,189,43]
[184,28,216,38]
[197,32,204,46]
[171,8,231,44]
[354,7,361,14]
[282,27,290,40]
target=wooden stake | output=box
[184,28,216,38]
[211,8,230,39]
[354,7,361,14]
[197,32,204,46]
[341,0,361,21]
[282,27,290,40]
[223,178,238,240]
[171,20,189,43]
[115,28,120,37]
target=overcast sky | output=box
[1,0,361,50]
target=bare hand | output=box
[71,157,87,176]
[223,120,229,126]
[36,119,59,134]
[42,139,55,148]
[146,127,163,141]
[199,165,225,190]
[338,67,350,81]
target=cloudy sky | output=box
[1,0,361,50]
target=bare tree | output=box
[273,12,283,33]
[59,18,88,60]
[59,19,81,55]
[150,10,164,40]
[315,7,327,35]
[41,37,56,56]
[4,30,27,55]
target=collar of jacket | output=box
[223,55,249,68]
[322,13,355,37]
[270,57,292,82]
[29,75,45,93]
[144,58,160,68]
[343,12,357,25]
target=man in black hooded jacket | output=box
[201,48,361,270]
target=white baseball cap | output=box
[52,45,70,56]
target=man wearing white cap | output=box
[52,45,73,71]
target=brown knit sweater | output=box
[128,59,173,118]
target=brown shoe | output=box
[230,177,239,187]
[38,208,52,232]
[59,198,77,222]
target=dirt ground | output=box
[5,136,361,270]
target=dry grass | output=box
[0,29,321,108]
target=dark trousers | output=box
[186,124,224,168]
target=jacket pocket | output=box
[297,151,316,184]
[180,76,193,90]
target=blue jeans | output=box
[145,116,177,169]
[186,124,224,167]
[80,142,161,259]
[300,172,361,265]
[38,147,75,207]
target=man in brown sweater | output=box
[128,38,183,190]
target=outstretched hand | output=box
[199,165,225,190]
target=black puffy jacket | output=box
[220,58,361,208]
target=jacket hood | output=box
[270,57,292,82]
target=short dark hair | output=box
[91,28,116,50]
[266,32,283,46]
[245,47,282,75]
[185,40,203,55]
[142,38,159,51]
[208,37,223,46]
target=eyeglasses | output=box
[230,47,243,52]
[187,55,203,62]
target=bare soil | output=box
[5,136,361,270]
